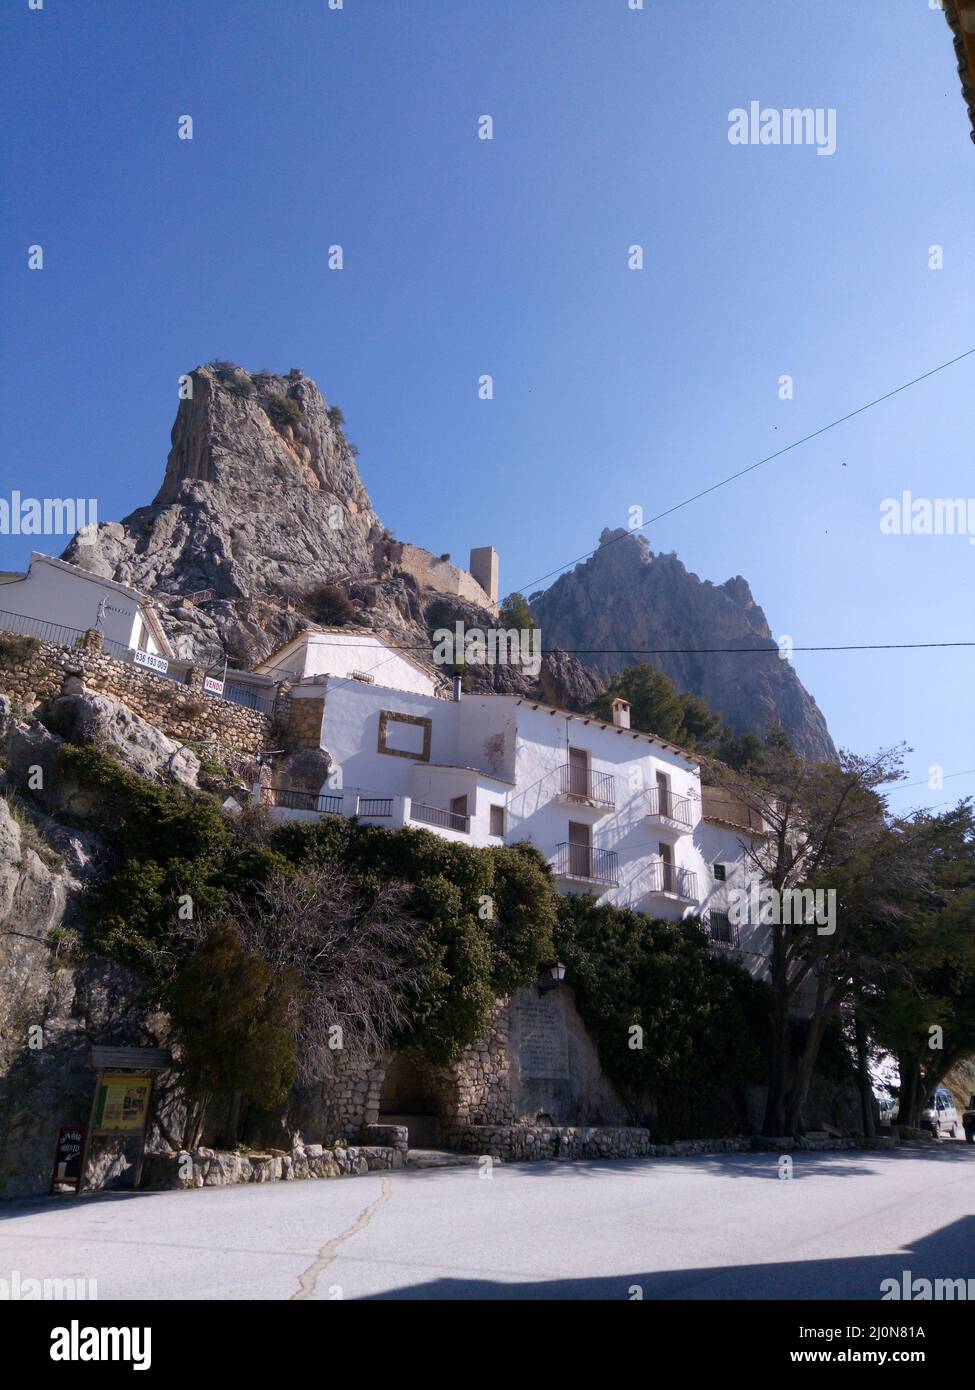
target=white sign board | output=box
[133,649,168,674]
[203,676,225,695]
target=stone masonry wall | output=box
[293,1002,517,1148]
[0,630,272,753]
[389,542,497,614]
[142,1138,406,1191]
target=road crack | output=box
[290,1175,393,1300]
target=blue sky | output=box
[2,0,973,817]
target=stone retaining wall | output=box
[140,1127,899,1189]
[449,1126,900,1162]
[0,629,272,753]
[142,1140,405,1190]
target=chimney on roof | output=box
[452,674,463,702]
[611,698,631,730]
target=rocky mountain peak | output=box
[532,529,836,760]
[154,364,375,509]
[63,363,386,662]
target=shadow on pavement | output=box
[361,1214,975,1301]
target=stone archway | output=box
[378,1051,453,1149]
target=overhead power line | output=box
[512,346,975,594]
[295,638,975,655]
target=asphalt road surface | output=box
[2,1144,973,1300]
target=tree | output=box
[231,864,423,1082]
[589,665,699,744]
[706,741,918,1135]
[166,921,299,1149]
[498,592,534,630]
[862,802,975,1127]
[554,895,766,1111]
[484,842,558,995]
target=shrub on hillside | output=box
[264,394,303,430]
[302,583,356,627]
[0,633,40,671]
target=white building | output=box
[698,785,772,981]
[255,627,443,698]
[262,635,773,972]
[0,552,173,660]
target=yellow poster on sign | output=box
[94,1075,151,1133]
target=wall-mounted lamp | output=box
[537,962,567,997]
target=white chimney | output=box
[611,698,631,729]
[452,674,463,702]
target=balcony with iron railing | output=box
[645,784,693,832]
[647,860,698,902]
[267,788,344,815]
[556,762,616,810]
[409,802,471,834]
[551,843,620,887]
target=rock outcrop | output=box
[40,690,201,788]
[60,365,832,743]
[531,529,836,759]
[63,364,383,665]
[0,791,159,1198]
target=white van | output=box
[920,1087,959,1139]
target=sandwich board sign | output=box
[50,1126,86,1193]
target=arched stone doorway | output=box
[379,1052,446,1149]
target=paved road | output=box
[2,1144,973,1300]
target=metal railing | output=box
[268,788,343,815]
[410,802,471,834]
[221,680,277,715]
[705,910,739,947]
[0,607,87,650]
[646,785,693,828]
[552,843,619,886]
[649,861,698,900]
[557,762,616,807]
[357,797,393,817]
[0,606,278,709]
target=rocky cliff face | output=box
[60,364,605,710]
[531,529,836,760]
[63,364,383,664]
[60,367,832,744]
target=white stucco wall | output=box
[698,819,772,980]
[491,700,707,921]
[310,677,456,798]
[283,684,778,984]
[261,631,437,696]
[0,554,159,654]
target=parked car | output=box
[920,1087,960,1139]
[877,1096,899,1125]
[963,1096,975,1144]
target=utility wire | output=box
[282,637,975,654]
[511,346,975,594]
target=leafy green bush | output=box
[555,894,767,1098]
[65,750,559,1062]
[498,592,534,630]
